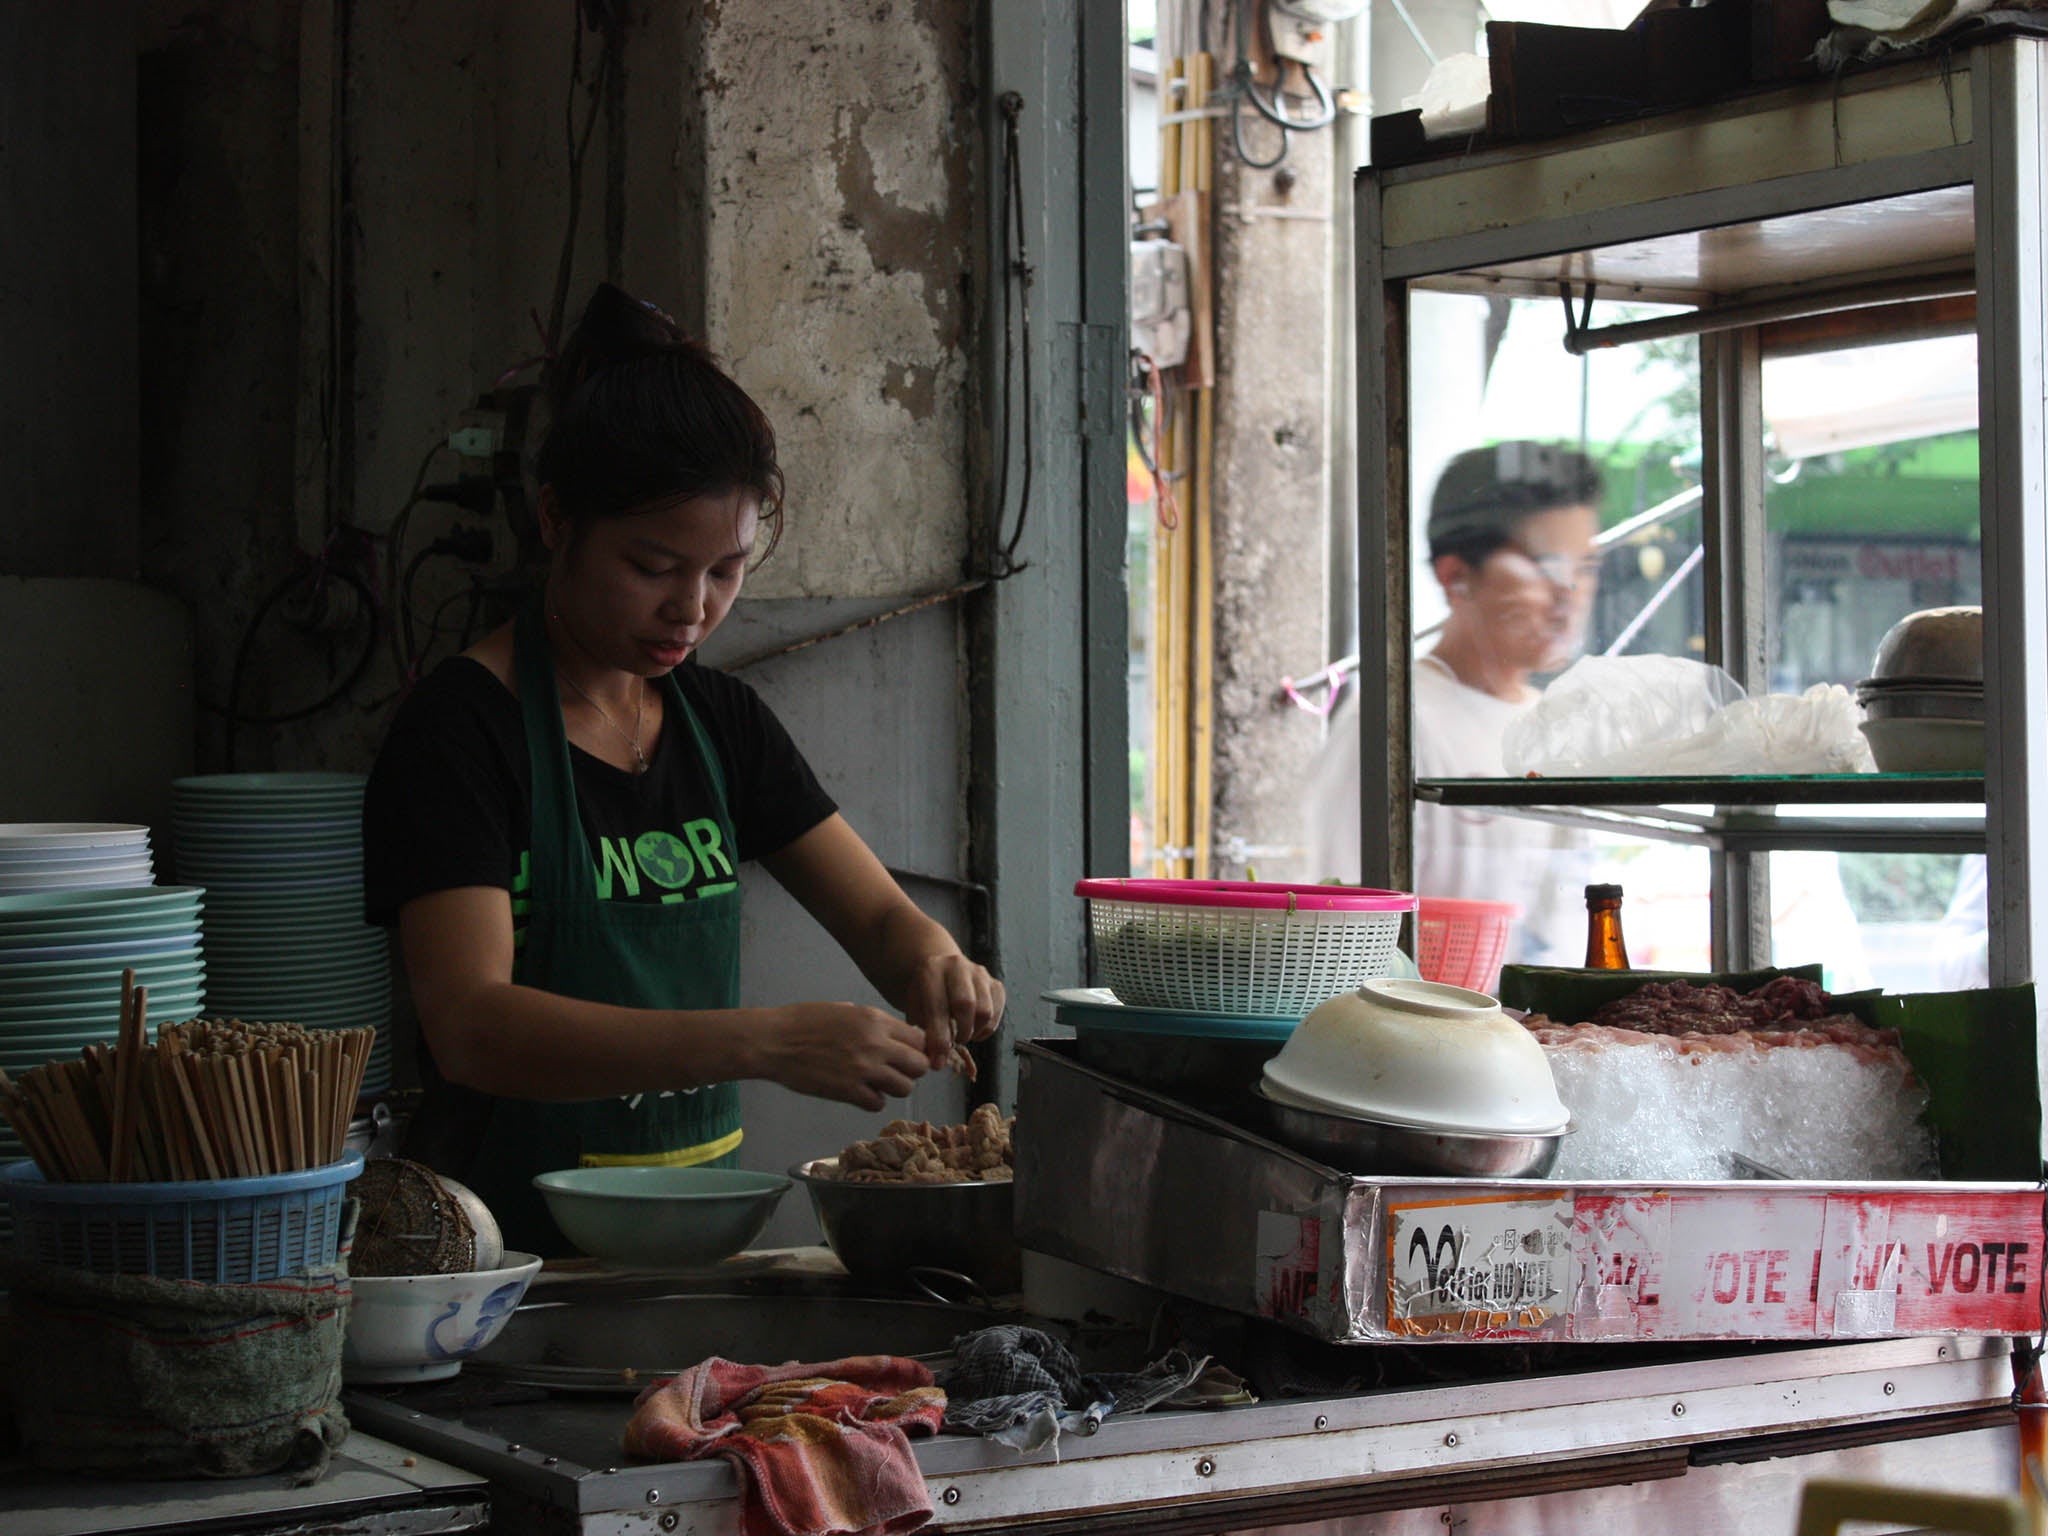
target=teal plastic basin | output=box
[533,1166,792,1269]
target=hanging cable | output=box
[1216,0,1350,167]
[544,2,618,356]
[210,539,381,770]
[991,91,1036,578]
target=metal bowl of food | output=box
[1256,1083,1570,1178]
[791,1158,1021,1293]
[1868,605,1983,684]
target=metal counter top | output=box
[0,1429,488,1536]
[345,1333,2017,1535]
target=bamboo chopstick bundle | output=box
[0,1007,377,1183]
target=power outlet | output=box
[1270,10,1334,71]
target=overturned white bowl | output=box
[1262,978,1568,1135]
[343,1251,543,1384]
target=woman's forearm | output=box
[859,900,966,1011]
[425,984,775,1101]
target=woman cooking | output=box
[363,284,1005,1255]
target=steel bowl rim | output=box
[1253,1082,1573,1143]
[789,1156,1015,1191]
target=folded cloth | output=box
[939,1326,1213,1456]
[624,1355,945,1536]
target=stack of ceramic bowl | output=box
[0,884,207,1238]
[0,823,155,894]
[1256,978,1572,1178]
[169,774,391,1099]
[1855,605,1984,772]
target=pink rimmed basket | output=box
[1414,896,1520,995]
[1076,879,1416,1016]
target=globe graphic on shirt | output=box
[634,831,695,890]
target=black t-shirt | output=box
[363,656,837,929]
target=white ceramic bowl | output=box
[1859,716,1986,772]
[1261,978,1568,1135]
[343,1251,543,1384]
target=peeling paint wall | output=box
[701,2,978,599]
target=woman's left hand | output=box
[905,953,1005,1071]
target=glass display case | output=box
[1352,38,2048,997]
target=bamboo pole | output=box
[1190,51,1217,881]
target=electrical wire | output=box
[991,91,1036,578]
[213,558,380,770]
[545,3,617,355]
[1217,0,1341,167]
[382,440,454,685]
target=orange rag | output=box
[623,1355,946,1536]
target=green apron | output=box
[455,602,746,1257]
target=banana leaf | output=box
[1496,963,1821,1019]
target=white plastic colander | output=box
[1076,879,1416,1017]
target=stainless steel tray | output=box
[467,1272,1007,1392]
[1014,1040,2047,1345]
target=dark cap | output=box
[1428,441,1605,557]
[1584,883,1624,902]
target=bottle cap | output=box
[1585,883,1623,901]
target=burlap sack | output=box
[4,1216,353,1482]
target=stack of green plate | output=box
[0,885,208,1235]
[170,774,391,1098]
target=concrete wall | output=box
[702,3,978,600]
[1207,48,1336,881]
[0,1,139,580]
[0,3,193,831]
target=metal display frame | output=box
[1353,40,2048,997]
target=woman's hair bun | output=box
[548,282,695,411]
[536,283,784,553]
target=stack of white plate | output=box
[169,773,391,1098]
[0,885,207,1228]
[0,823,155,893]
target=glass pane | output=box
[1762,334,1980,692]
[1393,291,1710,967]
[1773,850,1983,993]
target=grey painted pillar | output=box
[976,0,1130,1095]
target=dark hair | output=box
[536,283,785,560]
[1426,441,1604,564]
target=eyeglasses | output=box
[1499,541,1604,590]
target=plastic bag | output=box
[1502,655,1876,776]
[1403,53,1490,140]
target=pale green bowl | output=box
[533,1166,792,1269]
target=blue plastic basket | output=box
[0,1150,362,1283]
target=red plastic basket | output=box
[1413,897,1519,995]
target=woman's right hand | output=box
[753,1003,932,1111]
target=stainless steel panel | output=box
[469,1282,1006,1393]
[1016,1040,2045,1345]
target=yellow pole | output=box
[1151,58,1187,878]
[1189,51,1216,881]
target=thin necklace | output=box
[558,669,648,773]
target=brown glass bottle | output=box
[1583,884,1631,969]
